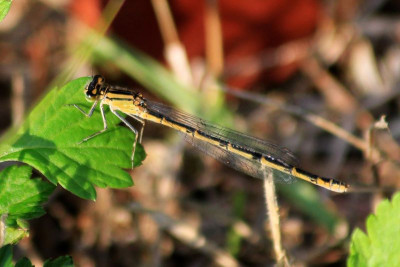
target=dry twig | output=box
[263,169,290,266]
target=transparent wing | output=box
[183,132,295,183]
[146,100,299,167]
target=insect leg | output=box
[110,109,141,169]
[69,100,98,117]
[78,101,108,144]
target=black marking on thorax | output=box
[169,118,196,133]
[105,97,134,101]
[148,109,164,120]
[108,88,135,96]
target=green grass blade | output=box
[91,35,201,113]
[278,182,341,232]
[48,0,124,89]
[90,34,235,127]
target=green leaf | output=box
[0,165,55,244]
[348,192,400,267]
[0,0,12,23]
[0,245,34,267]
[44,256,73,267]
[0,245,70,267]
[2,224,27,246]
[0,77,146,200]
[0,245,12,267]
[15,257,33,267]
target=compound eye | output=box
[85,89,96,100]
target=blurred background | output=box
[1,0,400,266]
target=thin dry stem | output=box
[306,113,366,152]
[205,0,224,76]
[151,0,193,85]
[263,170,290,266]
[366,115,390,162]
[223,39,309,79]
[150,0,179,44]
[0,214,7,246]
[301,57,357,114]
[11,72,26,126]
[300,57,389,163]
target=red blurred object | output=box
[70,0,321,89]
[69,0,102,27]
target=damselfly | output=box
[71,75,349,193]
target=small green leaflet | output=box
[0,165,55,245]
[348,192,400,267]
[0,245,73,267]
[0,0,12,23]
[43,256,73,267]
[0,77,146,200]
[14,257,32,267]
[0,245,12,267]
